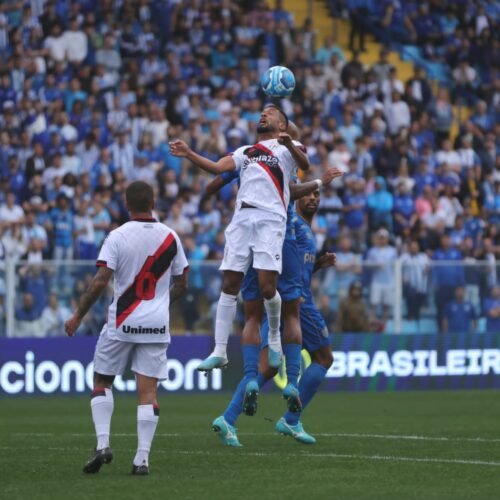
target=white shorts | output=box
[93,326,169,381]
[220,208,285,274]
[370,283,394,307]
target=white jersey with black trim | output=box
[96,218,189,343]
[231,138,300,219]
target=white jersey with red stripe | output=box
[232,139,299,219]
[96,218,189,344]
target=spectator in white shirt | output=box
[436,139,461,173]
[164,200,193,237]
[41,293,72,336]
[111,131,135,179]
[43,24,66,62]
[366,228,398,325]
[439,182,464,228]
[63,16,88,63]
[42,153,67,191]
[385,91,410,135]
[75,133,100,174]
[400,240,429,321]
[0,193,25,236]
[61,140,81,176]
[96,34,122,75]
[22,210,48,263]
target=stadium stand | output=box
[0,0,498,337]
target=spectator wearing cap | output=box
[335,281,370,333]
[443,286,477,334]
[366,228,397,326]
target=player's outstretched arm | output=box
[278,132,310,171]
[290,167,344,201]
[313,253,337,272]
[206,175,233,196]
[64,267,113,336]
[169,139,235,175]
[170,271,189,304]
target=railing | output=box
[1,259,499,338]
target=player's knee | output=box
[322,350,334,369]
[311,349,333,369]
[260,283,277,300]
[94,372,114,389]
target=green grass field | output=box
[1,390,500,499]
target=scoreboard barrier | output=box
[0,333,499,396]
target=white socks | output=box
[264,292,282,352]
[133,404,159,467]
[91,388,114,450]
[213,292,238,358]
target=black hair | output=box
[263,103,289,127]
[126,181,154,213]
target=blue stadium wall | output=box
[0,334,499,396]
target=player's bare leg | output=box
[257,269,283,368]
[131,373,160,475]
[83,373,115,474]
[197,270,244,372]
[281,299,303,413]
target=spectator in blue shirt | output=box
[443,286,477,333]
[343,178,367,252]
[393,181,417,237]
[367,176,394,232]
[49,193,74,260]
[433,234,465,331]
[484,286,500,334]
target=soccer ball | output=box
[260,66,296,98]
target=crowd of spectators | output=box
[0,0,498,336]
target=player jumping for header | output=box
[214,188,336,446]
[169,104,309,411]
[65,181,189,475]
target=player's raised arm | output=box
[278,132,310,171]
[169,139,235,175]
[65,266,113,336]
[206,171,239,196]
[290,167,344,201]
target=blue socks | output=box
[223,371,270,426]
[242,345,260,379]
[285,362,327,425]
[283,343,302,387]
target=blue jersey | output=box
[293,213,317,303]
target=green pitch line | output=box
[1,391,500,500]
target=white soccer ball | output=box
[260,66,296,98]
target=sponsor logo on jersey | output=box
[122,325,166,334]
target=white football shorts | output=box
[220,207,286,274]
[370,283,394,307]
[93,325,169,381]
